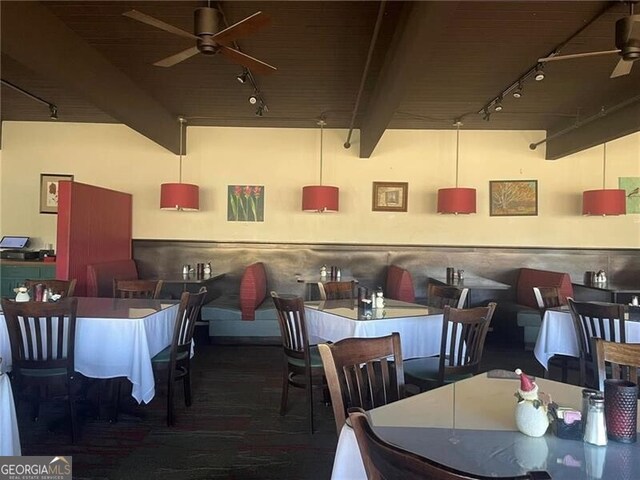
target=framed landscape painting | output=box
[372,182,408,212]
[40,173,74,214]
[490,180,538,216]
[227,185,264,222]
[619,177,640,214]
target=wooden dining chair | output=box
[24,278,77,297]
[568,298,627,388]
[426,283,468,309]
[1,297,80,442]
[271,291,325,433]
[404,303,496,392]
[318,281,356,300]
[113,279,163,299]
[594,338,640,392]
[348,408,551,480]
[533,286,576,382]
[151,287,207,426]
[318,333,405,436]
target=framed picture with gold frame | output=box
[489,180,538,216]
[40,173,74,214]
[372,182,408,212]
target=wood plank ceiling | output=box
[1,1,639,158]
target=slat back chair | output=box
[271,291,324,433]
[348,408,551,480]
[24,278,77,298]
[568,299,627,387]
[318,281,356,300]
[404,303,496,392]
[113,279,163,299]
[318,333,404,435]
[1,297,80,442]
[427,284,469,309]
[151,287,207,426]
[594,338,640,392]
[533,286,575,382]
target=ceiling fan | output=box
[123,7,277,75]
[538,5,639,78]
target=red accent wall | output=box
[56,181,132,296]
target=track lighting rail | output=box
[1,78,58,119]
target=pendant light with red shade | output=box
[160,117,199,211]
[437,120,476,214]
[582,143,626,216]
[302,119,339,212]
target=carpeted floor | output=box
[15,341,545,479]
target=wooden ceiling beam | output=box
[358,1,459,158]
[1,1,180,153]
[545,99,640,160]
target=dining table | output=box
[0,367,21,456]
[0,297,179,403]
[304,298,443,359]
[534,306,640,370]
[572,280,640,304]
[332,371,640,480]
[428,272,510,307]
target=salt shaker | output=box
[375,287,385,309]
[320,265,327,277]
[204,262,212,275]
[583,395,607,446]
[581,389,599,433]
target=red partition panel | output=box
[56,181,132,296]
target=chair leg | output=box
[280,366,290,416]
[167,375,174,427]
[306,372,314,434]
[68,380,78,443]
[183,368,192,407]
[31,386,41,421]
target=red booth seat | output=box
[385,265,416,303]
[86,259,138,297]
[239,262,268,321]
[516,268,574,308]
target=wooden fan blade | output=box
[212,11,271,45]
[123,10,197,40]
[538,49,620,62]
[219,46,277,75]
[610,58,633,78]
[154,46,200,67]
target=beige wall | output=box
[0,121,638,250]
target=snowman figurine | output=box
[514,368,550,438]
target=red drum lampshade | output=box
[582,189,626,216]
[437,187,476,214]
[160,183,199,211]
[302,185,339,212]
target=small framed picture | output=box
[372,182,408,212]
[489,180,538,216]
[40,173,74,214]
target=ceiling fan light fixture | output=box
[534,64,545,81]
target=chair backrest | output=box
[427,284,468,309]
[170,287,207,365]
[1,297,78,375]
[348,408,550,480]
[532,286,563,314]
[568,299,627,387]
[318,333,404,435]
[437,303,496,386]
[318,281,356,300]
[24,278,77,298]
[113,279,163,299]
[271,292,311,362]
[594,338,640,392]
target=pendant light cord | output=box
[318,119,326,185]
[602,142,606,189]
[454,121,461,188]
[178,117,186,183]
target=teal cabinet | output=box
[0,263,56,298]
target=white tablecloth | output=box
[0,303,179,403]
[304,307,445,359]
[0,373,21,455]
[534,309,640,369]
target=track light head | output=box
[248,94,258,105]
[255,102,267,117]
[512,82,523,98]
[534,64,545,81]
[494,97,503,112]
[236,70,248,84]
[482,108,491,122]
[49,104,58,120]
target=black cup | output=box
[604,379,638,443]
[584,271,596,285]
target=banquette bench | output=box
[494,267,573,350]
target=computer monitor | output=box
[0,236,30,249]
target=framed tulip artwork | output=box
[227,185,265,222]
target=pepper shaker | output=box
[584,395,607,446]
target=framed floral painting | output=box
[490,180,538,216]
[40,173,74,214]
[227,185,264,222]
